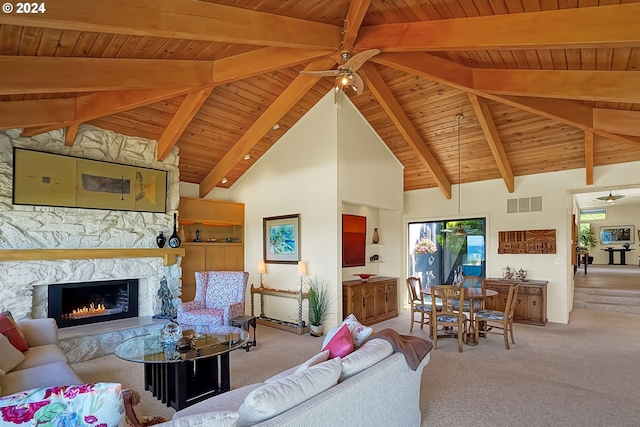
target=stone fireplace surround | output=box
[0,126,182,362]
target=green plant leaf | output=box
[33,402,66,426]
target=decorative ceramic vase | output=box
[156,231,166,248]
[372,228,380,244]
[168,213,181,248]
[309,324,323,337]
[178,226,186,243]
[195,229,201,242]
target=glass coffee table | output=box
[115,325,248,411]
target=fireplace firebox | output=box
[48,279,139,328]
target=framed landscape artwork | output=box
[600,225,635,245]
[263,214,300,264]
[13,148,167,213]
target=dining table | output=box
[422,286,499,346]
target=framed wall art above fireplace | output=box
[13,148,167,213]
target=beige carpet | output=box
[72,309,640,426]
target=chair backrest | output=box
[194,271,249,309]
[406,277,423,303]
[461,276,484,289]
[431,285,463,318]
[505,284,520,320]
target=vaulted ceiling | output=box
[1,0,640,199]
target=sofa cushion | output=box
[341,314,374,347]
[158,412,239,427]
[173,383,262,419]
[237,357,342,427]
[0,334,25,376]
[339,338,394,381]
[0,313,29,352]
[12,344,68,371]
[0,361,82,397]
[322,324,354,359]
[263,350,330,384]
[0,382,124,427]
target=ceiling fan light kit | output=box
[596,191,624,203]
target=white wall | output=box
[405,160,640,324]
[579,204,640,265]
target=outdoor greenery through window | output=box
[408,218,486,288]
[579,208,606,221]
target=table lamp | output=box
[257,260,266,286]
[297,261,307,293]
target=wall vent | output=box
[507,196,542,214]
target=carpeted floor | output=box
[72,308,640,426]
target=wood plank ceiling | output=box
[1,0,640,197]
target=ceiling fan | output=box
[300,49,380,105]
[596,191,625,203]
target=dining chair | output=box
[452,275,485,311]
[430,285,467,352]
[474,284,519,349]
[406,276,433,334]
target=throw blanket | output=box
[371,328,433,371]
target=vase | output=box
[372,228,380,244]
[309,324,323,337]
[156,231,166,248]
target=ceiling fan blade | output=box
[353,72,364,95]
[343,49,380,71]
[299,70,340,76]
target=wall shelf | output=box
[0,248,185,266]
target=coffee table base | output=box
[144,352,230,411]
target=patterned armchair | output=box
[176,271,249,326]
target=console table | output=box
[601,248,635,265]
[250,285,309,335]
[484,278,547,326]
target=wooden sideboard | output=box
[484,278,548,326]
[342,277,398,326]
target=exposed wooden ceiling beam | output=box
[473,69,640,104]
[199,58,336,198]
[342,0,372,51]
[213,47,332,85]
[20,87,194,136]
[0,98,75,130]
[372,53,640,147]
[467,94,514,193]
[358,62,452,199]
[585,132,594,186]
[0,0,341,50]
[356,3,640,51]
[0,56,214,95]
[65,124,79,147]
[593,109,640,138]
[157,88,213,162]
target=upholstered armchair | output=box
[176,271,249,327]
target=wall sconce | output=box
[297,261,307,293]
[257,260,266,286]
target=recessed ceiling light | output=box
[272,124,280,130]
[221,178,228,184]
[243,154,250,160]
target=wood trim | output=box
[0,98,75,130]
[468,94,514,193]
[593,109,640,138]
[0,248,185,266]
[65,124,79,147]
[359,62,452,199]
[356,3,640,51]
[0,0,342,50]
[585,132,594,186]
[157,88,213,161]
[342,0,371,51]
[198,57,336,198]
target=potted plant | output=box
[305,277,334,337]
[579,225,597,264]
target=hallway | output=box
[574,264,640,291]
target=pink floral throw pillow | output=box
[342,314,373,348]
[321,324,354,359]
[0,382,125,427]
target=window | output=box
[408,218,486,287]
[579,208,606,221]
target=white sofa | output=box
[0,318,82,397]
[171,338,431,427]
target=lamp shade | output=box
[297,261,307,276]
[257,260,266,274]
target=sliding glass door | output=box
[408,218,486,287]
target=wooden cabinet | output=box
[342,277,398,326]
[179,197,244,302]
[484,278,548,326]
